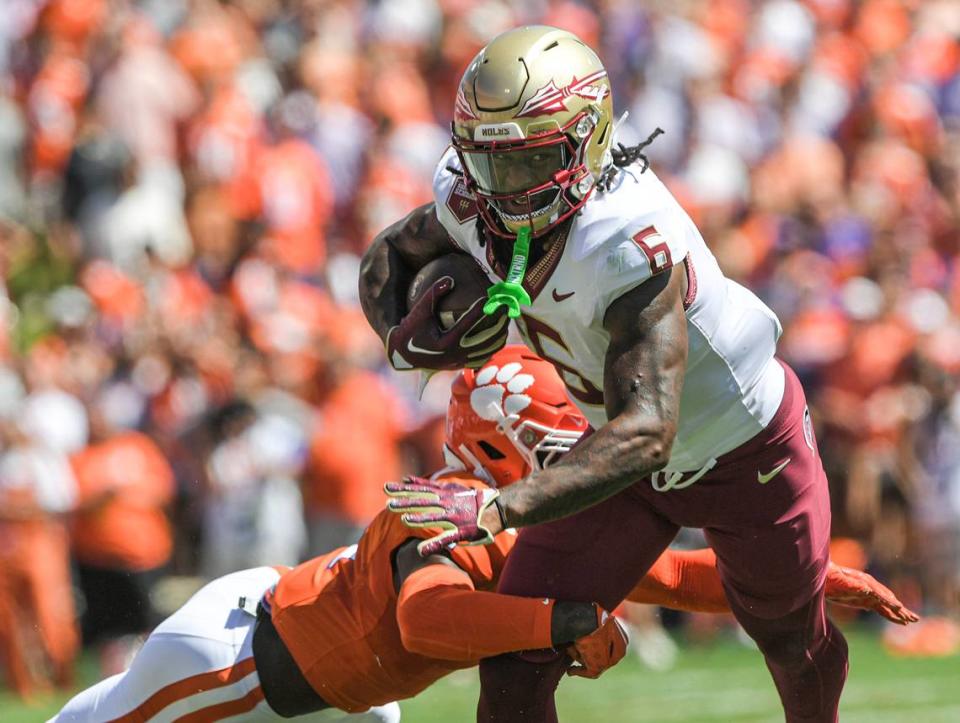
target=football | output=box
[407,253,493,330]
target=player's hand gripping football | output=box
[825,562,919,625]
[567,608,629,679]
[385,277,507,372]
[384,476,506,556]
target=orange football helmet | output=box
[443,345,589,487]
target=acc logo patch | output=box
[446,177,478,224]
[470,362,535,421]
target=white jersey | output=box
[434,148,785,472]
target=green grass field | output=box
[3,629,957,722]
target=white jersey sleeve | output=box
[432,148,479,251]
[578,169,690,324]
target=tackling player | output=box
[363,25,870,723]
[52,348,913,721]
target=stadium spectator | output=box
[69,396,175,676]
[0,397,79,697]
[304,343,407,555]
[200,398,308,577]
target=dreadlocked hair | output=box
[598,126,664,191]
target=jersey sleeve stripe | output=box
[682,254,698,310]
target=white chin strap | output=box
[441,443,496,487]
[601,110,630,172]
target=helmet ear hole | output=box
[596,122,609,146]
[477,440,506,460]
[535,449,552,469]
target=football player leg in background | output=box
[53,348,912,722]
[366,26,891,723]
[51,566,403,723]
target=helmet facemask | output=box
[446,404,585,488]
[452,109,601,239]
[502,413,585,478]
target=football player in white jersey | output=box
[361,25,850,723]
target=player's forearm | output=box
[358,202,455,341]
[358,234,415,342]
[627,549,729,614]
[397,565,555,661]
[496,414,675,528]
[492,267,688,529]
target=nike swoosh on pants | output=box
[757,458,791,484]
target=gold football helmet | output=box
[452,26,615,238]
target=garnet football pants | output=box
[478,362,847,723]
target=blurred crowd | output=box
[0,0,959,700]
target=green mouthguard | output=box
[484,226,533,319]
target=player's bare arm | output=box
[358,201,456,342]
[496,265,687,527]
[387,268,687,545]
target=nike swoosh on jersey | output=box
[407,340,444,355]
[552,289,575,302]
[757,458,791,484]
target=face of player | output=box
[461,144,567,218]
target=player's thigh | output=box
[57,567,281,721]
[705,471,831,619]
[497,486,679,610]
[52,672,129,722]
[154,566,280,641]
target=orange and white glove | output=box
[566,608,629,679]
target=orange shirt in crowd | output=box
[245,139,334,274]
[268,475,725,713]
[70,432,175,571]
[306,371,405,526]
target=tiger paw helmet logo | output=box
[470,361,536,425]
